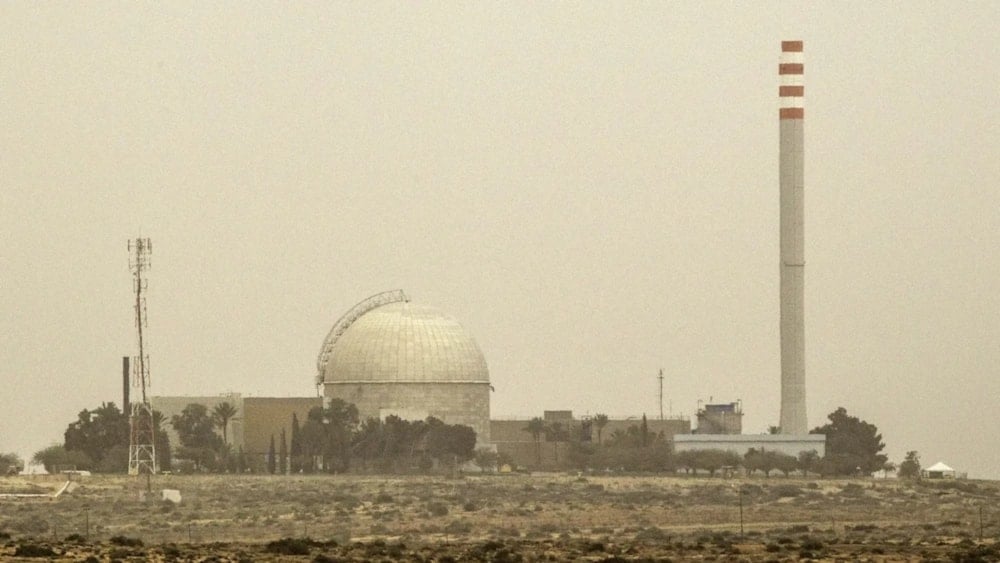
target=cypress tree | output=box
[267,434,276,474]
[279,428,288,475]
[290,413,301,473]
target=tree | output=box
[171,403,223,471]
[524,417,545,467]
[290,412,302,473]
[810,407,888,476]
[739,450,797,477]
[323,399,359,472]
[593,414,609,445]
[279,429,288,475]
[267,435,276,474]
[426,418,476,467]
[898,450,921,479]
[172,404,222,450]
[212,402,238,445]
[299,401,359,473]
[797,449,820,476]
[300,407,327,472]
[544,421,567,463]
[474,449,499,473]
[63,402,129,468]
[566,441,593,470]
[0,452,23,475]
[32,445,93,472]
[691,449,740,477]
[772,452,799,477]
[640,414,650,448]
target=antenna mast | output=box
[658,368,664,421]
[128,238,156,486]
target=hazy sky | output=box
[2,3,999,478]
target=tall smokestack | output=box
[779,40,807,435]
[123,356,130,414]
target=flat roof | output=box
[675,434,825,443]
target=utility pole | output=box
[658,368,664,421]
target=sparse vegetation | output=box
[0,472,996,561]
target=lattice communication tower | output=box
[128,238,157,480]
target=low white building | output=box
[673,434,826,457]
[923,461,959,479]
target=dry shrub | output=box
[265,537,312,555]
[427,501,449,517]
[110,535,143,547]
[444,520,472,534]
[634,527,669,543]
[771,484,804,498]
[14,543,57,557]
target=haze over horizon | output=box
[2,4,998,478]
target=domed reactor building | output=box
[315,290,491,444]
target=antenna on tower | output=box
[658,368,664,421]
[127,237,156,490]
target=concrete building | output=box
[491,411,691,469]
[695,402,743,434]
[241,397,322,459]
[150,394,321,467]
[674,434,825,458]
[316,291,491,444]
[151,394,246,455]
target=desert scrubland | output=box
[1,473,998,561]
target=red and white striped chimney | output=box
[779,40,804,120]
[778,40,807,435]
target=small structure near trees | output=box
[923,461,958,479]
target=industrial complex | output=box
[147,41,822,471]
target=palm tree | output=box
[593,414,609,445]
[544,422,566,463]
[212,402,239,445]
[523,417,545,467]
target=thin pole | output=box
[738,487,744,538]
[658,369,664,421]
[980,505,984,541]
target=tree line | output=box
[270,400,477,475]
[29,399,478,475]
[520,407,897,477]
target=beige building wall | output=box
[326,382,490,443]
[151,394,245,451]
[242,397,323,456]
[674,434,825,457]
[490,414,691,469]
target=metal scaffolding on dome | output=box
[315,289,409,386]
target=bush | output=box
[801,538,824,551]
[109,535,143,547]
[14,544,57,557]
[265,537,312,555]
[772,485,803,498]
[427,502,449,517]
[634,527,669,543]
[444,520,472,534]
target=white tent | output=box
[924,461,956,479]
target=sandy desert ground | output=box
[1,472,997,561]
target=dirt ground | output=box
[1,472,997,561]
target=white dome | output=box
[322,302,489,384]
